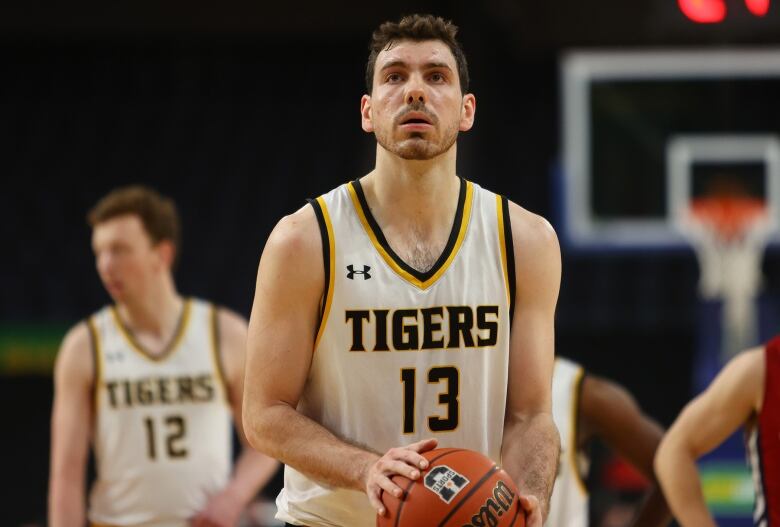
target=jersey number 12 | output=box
[143,415,188,460]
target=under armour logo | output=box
[106,351,124,363]
[346,264,371,280]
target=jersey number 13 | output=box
[400,366,459,433]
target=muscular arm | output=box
[654,348,764,527]
[193,309,280,526]
[243,207,431,516]
[578,375,670,527]
[500,203,561,523]
[48,323,94,527]
[243,206,378,489]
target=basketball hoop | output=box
[688,196,768,243]
[680,196,772,359]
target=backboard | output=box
[560,49,780,250]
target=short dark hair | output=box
[365,14,469,95]
[88,185,181,264]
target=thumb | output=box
[518,494,539,512]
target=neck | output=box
[364,144,460,234]
[117,275,182,337]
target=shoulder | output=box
[719,347,764,386]
[504,200,561,291]
[257,203,326,300]
[265,203,323,259]
[720,346,765,409]
[215,306,248,341]
[54,321,94,384]
[505,200,560,255]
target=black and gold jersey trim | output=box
[497,195,516,323]
[209,304,230,404]
[110,298,192,362]
[347,177,474,290]
[86,317,102,412]
[308,197,335,350]
[571,369,588,496]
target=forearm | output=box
[246,403,378,491]
[655,439,716,527]
[501,412,559,519]
[630,486,672,527]
[222,448,280,507]
[48,478,86,527]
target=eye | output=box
[429,72,447,83]
[385,72,404,83]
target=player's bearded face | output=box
[365,40,472,161]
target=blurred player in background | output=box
[548,358,670,527]
[48,186,278,527]
[655,337,780,527]
[243,13,560,527]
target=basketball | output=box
[377,448,525,527]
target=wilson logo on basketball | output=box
[423,465,470,504]
[462,480,517,527]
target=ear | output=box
[361,94,374,133]
[156,240,176,270]
[459,93,476,132]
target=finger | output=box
[375,473,405,499]
[389,448,430,471]
[406,438,438,454]
[381,458,421,480]
[367,485,386,516]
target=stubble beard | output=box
[375,121,459,160]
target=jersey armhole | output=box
[497,195,516,324]
[308,197,335,351]
[209,304,230,404]
[571,369,589,496]
[86,317,101,416]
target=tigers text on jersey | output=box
[276,178,516,527]
[746,336,780,527]
[88,298,232,527]
[546,357,588,527]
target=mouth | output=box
[398,112,434,128]
[105,280,123,295]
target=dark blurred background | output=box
[3,0,780,524]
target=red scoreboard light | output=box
[745,0,770,16]
[679,0,770,22]
[678,0,727,23]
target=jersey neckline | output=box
[109,298,193,363]
[346,177,474,290]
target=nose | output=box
[405,76,427,105]
[97,251,113,275]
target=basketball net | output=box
[681,196,771,360]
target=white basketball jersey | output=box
[546,358,588,527]
[88,298,233,527]
[277,178,515,527]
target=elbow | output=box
[654,431,684,485]
[241,405,265,453]
[242,401,284,456]
[653,434,669,479]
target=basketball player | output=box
[48,186,278,527]
[243,14,560,527]
[548,358,670,527]
[655,338,780,527]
